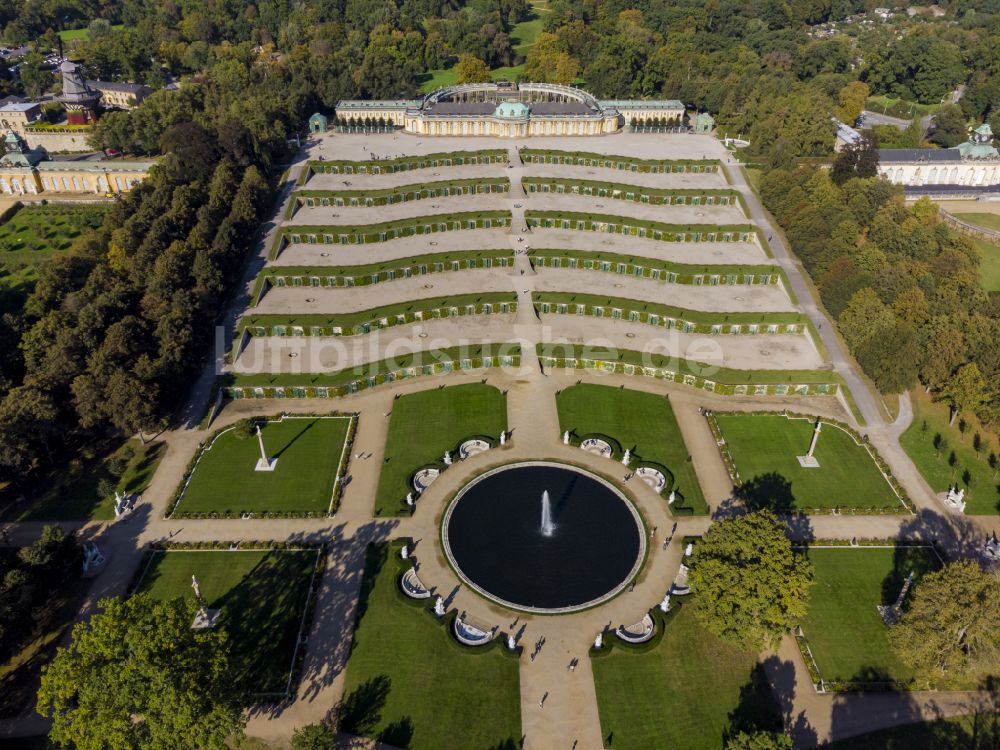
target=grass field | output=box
[374,384,506,516]
[799,546,941,687]
[57,24,124,41]
[954,212,1000,233]
[555,384,707,514]
[899,389,1000,515]
[968,235,1000,292]
[137,549,317,694]
[592,602,781,750]
[341,543,521,749]
[715,414,901,511]
[175,416,351,516]
[0,204,108,293]
[0,439,164,522]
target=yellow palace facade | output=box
[0,130,155,195]
[335,83,685,138]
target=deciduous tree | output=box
[889,561,1000,685]
[689,511,813,650]
[38,594,244,750]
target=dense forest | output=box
[761,167,1000,429]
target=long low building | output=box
[0,130,154,195]
[879,124,1000,187]
[335,82,685,137]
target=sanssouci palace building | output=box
[333,82,685,138]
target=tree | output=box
[292,722,337,749]
[453,54,491,84]
[38,594,244,750]
[830,132,879,184]
[929,105,968,148]
[688,511,813,650]
[940,363,988,425]
[834,81,869,124]
[889,561,1000,685]
[726,732,794,750]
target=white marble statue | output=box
[434,596,445,616]
[563,431,570,444]
[621,449,630,466]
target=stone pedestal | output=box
[192,608,221,629]
[255,457,279,472]
[797,455,820,468]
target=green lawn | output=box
[715,414,901,511]
[970,236,1000,292]
[342,543,521,749]
[592,602,781,750]
[374,384,506,516]
[799,546,941,687]
[955,212,1000,233]
[0,204,108,293]
[899,389,1000,515]
[137,549,318,694]
[555,384,707,514]
[175,416,352,516]
[57,24,125,41]
[0,439,164,522]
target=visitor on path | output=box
[539,692,548,708]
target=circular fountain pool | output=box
[442,462,645,613]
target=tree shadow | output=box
[337,674,392,736]
[759,654,818,749]
[880,542,942,609]
[378,715,414,747]
[271,418,318,459]
[724,663,784,743]
[738,472,796,513]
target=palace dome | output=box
[495,101,529,119]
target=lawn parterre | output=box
[171,415,353,517]
[341,543,521,749]
[555,384,707,514]
[136,548,319,695]
[374,383,507,516]
[899,389,1000,515]
[712,413,903,512]
[0,203,109,292]
[591,602,781,750]
[797,545,942,691]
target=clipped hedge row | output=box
[528,249,780,286]
[525,210,756,243]
[518,149,718,173]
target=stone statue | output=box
[621,449,630,466]
[443,451,452,466]
[507,634,516,650]
[434,596,445,617]
[563,431,570,444]
[659,593,671,613]
[400,544,409,560]
[191,574,202,602]
[667,490,676,505]
[594,632,603,649]
[499,431,506,446]
[406,492,414,506]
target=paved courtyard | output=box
[2,131,999,750]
